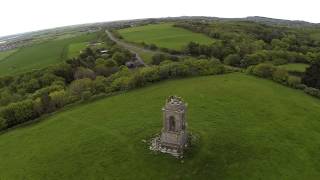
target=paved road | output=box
[105,30,148,66]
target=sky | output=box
[1,0,319,37]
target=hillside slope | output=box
[0,73,320,179]
[0,33,97,76]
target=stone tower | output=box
[160,96,188,154]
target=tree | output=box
[271,39,289,50]
[50,90,68,108]
[252,63,276,78]
[223,54,241,66]
[74,67,96,80]
[93,76,108,93]
[0,116,7,130]
[1,100,37,128]
[23,79,41,93]
[272,68,289,84]
[151,54,166,65]
[69,78,94,97]
[112,52,128,65]
[52,64,74,83]
[302,61,320,89]
[241,52,267,67]
[40,92,54,113]
[184,42,200,56]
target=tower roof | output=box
[164,96,187,111]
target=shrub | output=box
[93,76,108,93]
[50,90,68,108]
[151,54,166,65]
[287,76,301,88]
[74,67,96,80]
[112,52,128,65]
[223,54,241,66]
[252,63,276,78]
[245,66,255,74]
[241,53,267,67]
[304,87,320,98]
[272,58,288,65]
[109,76,133,92]
[302,61,320,89]
[81,91,93,101]
[1,100,38,128]
[272,68,289,84]
[0,116,7,130]
[296,84,307,90]
[69,78,94,97]
[139,67,160,83]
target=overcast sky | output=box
[1,0,319,37]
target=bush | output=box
[272,58,288,65]
[139,67,160,83]
[151,54,166,65]
[69,78,94,97]
[50,90,68,108]
[74,67,96,80]
[272,68,289,84]
[302,61,320,89]
[109,76,133,92]
[112,52,129,65]
[93,76,108,93]
[223,54,241,66]
[245,66,255,74]
[81,91,92,101]
[252,63,276,78]
[1,100,38,128]
[304,87,320,98]
[241,53,267,67]
[287,76,301,88]
[0,116,7,130]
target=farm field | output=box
[118,23,214,50]
[278,63,309,72]
[0,33,97,76]
[0,49,17,61]
[67,42,88,58]
[1,73,320,179]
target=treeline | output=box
[173,22,320,67]
[0,33,135,130]
[247,61,320,99]
[0,32,227,130]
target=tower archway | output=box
[169,116,175,131]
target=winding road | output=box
[105,30,148,66]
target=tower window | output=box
[169,116,175,131]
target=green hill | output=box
[0,33,97,76]
[118,23,214,50]
[1,73,320,179]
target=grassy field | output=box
[67,42,88,58]
[118,23,214,50]
[0,49,17,61]
[278,63,309,72]
[0,33,97,76]
[1,73,320,179]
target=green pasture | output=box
[1,73,320,179]
[278,63,309,72]
[0,33,97,76]
[118,23,214,50]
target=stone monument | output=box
[150,96,188,157]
